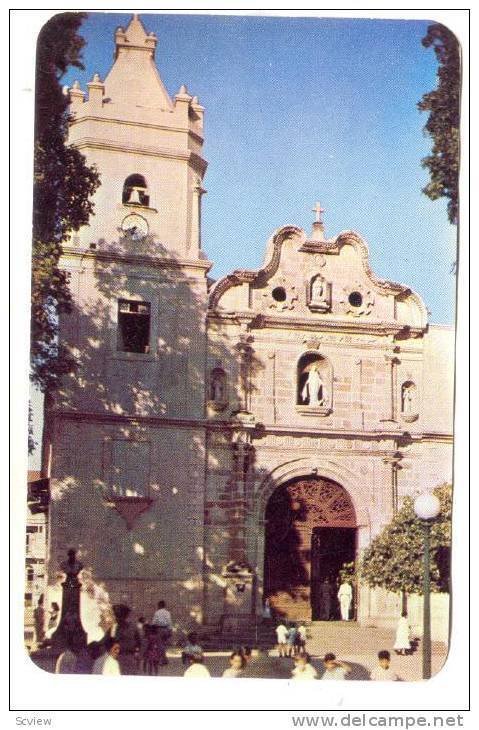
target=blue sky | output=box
[60,11,457,326]
[29,11,458,469]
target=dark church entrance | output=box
[264,476,357,621]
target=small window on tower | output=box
[117,300,151,354]
[122,174,150,206]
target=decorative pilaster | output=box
[235,333,254,413]
[191,176,206,252]
[381,352,400,422]
[267,351,277,423]
[382,452,403,513]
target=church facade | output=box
[43,16,454,636]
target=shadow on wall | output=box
[44,232,267,630]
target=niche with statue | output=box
[207,364,228,413]
[307,273,331,312]
[296,352,333,415]
[400,380,419,422]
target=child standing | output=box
[287,624,298,657]
[275,622,289,658]
[144,624,162,675]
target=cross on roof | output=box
[312,202,325,223]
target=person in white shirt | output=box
[275,622,289,657]
[183,649,211,678]
[291,653,318,680]
[370,650,400,681]
[393,612,411,655]
[151,600,173,630]
[151,600,173,665]
[92,638,121,675]
[321,652,351,680]
[338,581,353,621]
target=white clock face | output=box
[121,213,149,240]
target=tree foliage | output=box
[360,484,452,595]
[31,12,100,392]
[418,23,460,225]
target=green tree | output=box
[360,484,452,597]
[31,12,100,393]
[418,23,460,225]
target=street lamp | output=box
[413,492,441,679]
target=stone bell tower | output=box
[45,15,211,625]
[67,13,207,258]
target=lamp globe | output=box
[413,492,441,521]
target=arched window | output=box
[297,353,332,410]
[122,174,150,206]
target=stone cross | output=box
[312,202,325,223]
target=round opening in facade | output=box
[272,286,287,302]
[348,291,363,308]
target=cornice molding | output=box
[207,310,425,338]
[69,114,204,145]
[60,246,213,273]
[71,137,207,174]
[49,408,452,443]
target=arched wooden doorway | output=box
[264,476,357,621]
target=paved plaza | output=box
[31,622,448,681]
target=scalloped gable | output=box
[208,225,428,331]
[103,15,173,112]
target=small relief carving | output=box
[313,253,327,268]
[339,283,374,317]
[401,381,418,422]
[303,336,322,350]
[307,274,331,312]
[262,277,298,311]
[207,365,228,412]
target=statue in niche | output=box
[401,382,416,414]
[301,363,326,406]
[209,367,227,411]
[308,274,330,311]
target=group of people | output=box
[290,650,400,681]
[52,593,411,679]
[275,622,307,657]
[54,600,174,676]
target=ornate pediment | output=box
[207,223,428,333]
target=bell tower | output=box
[67,14,207,259]
[46,16,211,623]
